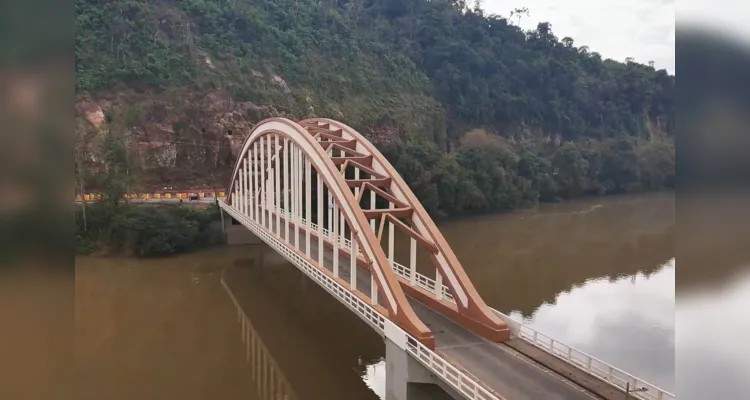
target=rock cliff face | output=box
[73,80,402,191]
[74,88,290,190]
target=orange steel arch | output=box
[299,118,510,342]
[226,118,434,347]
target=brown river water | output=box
[31,191,750,399]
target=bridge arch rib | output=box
[300,118,509,342]
[226,118,433,346]
[226,117,508,347]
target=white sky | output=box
[481,0,750,75]
[483,1,680,71]
[678,0,750,40]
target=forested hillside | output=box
[75,0,675,217]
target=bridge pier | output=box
[222,211,262,245]
[385,338,456,400]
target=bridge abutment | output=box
[385,338,457,400]
[222,211,262,245]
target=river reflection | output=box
[677,268,750,400]
[75,253,260,400]
[222,248,384,400]
[361,359,386,398]
[76,246,386,400]
[510,259,675,391]
[438,193,675,317]
[438,192,676,391]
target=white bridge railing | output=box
[221,200,503,400]
[226,201,674,400]
[510,325,673,400]
[266,204,361,253]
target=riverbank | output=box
[76,190,673,258]
[432,189,674,224]
[75,202,223,257]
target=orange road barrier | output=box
[75,189,228,202]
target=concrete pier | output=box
[222,212,262,245]
[385,338,455,400]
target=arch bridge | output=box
[218,118,675,400]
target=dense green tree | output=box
[599,137,642,194]
[92,131,133,206]
[552,143,589,198]
[76,202,221,256]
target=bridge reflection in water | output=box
[220,244,386,400]
[221,247,457,400]
[222,272,300,400]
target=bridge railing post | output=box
[284,138,290,241]
[260,136,266,228]
[317,173,324,264]
[254,141,259,223]
[248,151,254,221]
[305,159,312,258]
[275,135,281,237]
[435,270,443,300]
[332,203,339,278]
[409,238,417,286]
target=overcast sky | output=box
[482,0,750,75]
[482,0,677,73]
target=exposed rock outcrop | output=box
[75,101,106,128]
[74,89,290,189]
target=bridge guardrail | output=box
[75,190,226,202]
[508,324,673,400]
[222,201,508,400]
[391,261,454,301]
[266,204,364,255]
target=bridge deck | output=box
[410,300,601,400]
[257,214,621,400]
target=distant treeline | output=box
[381,130,673,217]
